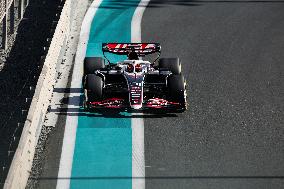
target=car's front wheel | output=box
[167,74,187,112]
[85,74,103,102]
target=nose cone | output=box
[125,70,144,110]
[131,104,143,110]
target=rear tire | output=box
[86,74,103,102]
[167,74,187,112]
[159,58,181,75]
[84,57,105,75]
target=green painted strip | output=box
[70,0,140,188]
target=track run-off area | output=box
[32,0,284,189]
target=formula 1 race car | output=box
[82,43,187,112]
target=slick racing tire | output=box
[159,57,181,75]
[167,74,187,112]
[84,57,105,75]
[86,74,103,102]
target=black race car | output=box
[82,43,187,112]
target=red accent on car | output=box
[102,43,160,55]
[90,98,125,108]
[135,64,142,72]
[145,98,180,108]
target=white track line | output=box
[131,1,151,189]
[56,1,103,188]
[131,0,150,43]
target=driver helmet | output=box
[127,64,134,72]
[135,64,142,72]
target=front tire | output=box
[85,74,103,102]
[167,74,187,112]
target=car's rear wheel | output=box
[84,57,105,75]
[85,74,103,102]
[83,57,105,89]
[159,57,181,75]
[167,74,187,112]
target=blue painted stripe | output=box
[70,0,140,189]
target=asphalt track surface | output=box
[141,0,284,189]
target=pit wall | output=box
[4,0,75,188]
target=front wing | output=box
[85,97,184,112]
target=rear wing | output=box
[102,43,161,56]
